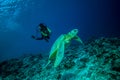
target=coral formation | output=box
[0,37,120,80]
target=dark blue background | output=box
[0,0,119,61]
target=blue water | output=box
[0,0,119,61]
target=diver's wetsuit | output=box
[32,23,51,42]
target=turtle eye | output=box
[73,29,78,33]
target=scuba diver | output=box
[32,23,51,42]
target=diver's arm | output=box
[32,26,41,39]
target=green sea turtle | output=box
[44,29,83,68]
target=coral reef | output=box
[0,37,120,80]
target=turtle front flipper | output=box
[44,34,65,68]
[54,41,65,67]
[74,35,83,44]
[49,34,65,59]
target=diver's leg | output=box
[31,35,36,39]
[36,37,43,40]
[47,36,50,39]
[32,35,43,40]
[44,38,49,42]
[44,36,49,42]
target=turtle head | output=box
[68,29,78,38]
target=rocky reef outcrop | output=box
[0,37,120,80]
